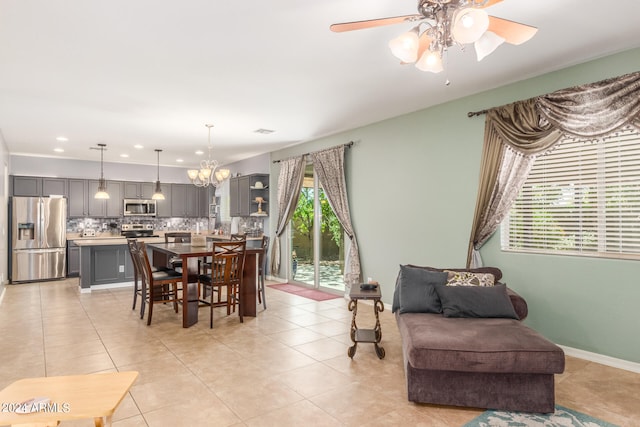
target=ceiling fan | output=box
[330,0,537,73]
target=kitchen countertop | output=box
[73,237,165,246]
[70,232,264,246]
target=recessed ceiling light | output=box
[53,148,64,153]
[134,144,144,149]
[120,154,129,158]
[254,128,275,134]
[56,136,68,142]
[176,158,184,163]
[195,150,204,155]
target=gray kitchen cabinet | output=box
[68,179,88,217]
[11,176,40,196]
[124,182,154,199]
[11,176,67,197]
[155,183,172,217]
[80,244,134,288]
[88,180,123,217]
[42,178,67,196]
[230,174,269,217]
[170,184,201,217]
[67,241,80,277]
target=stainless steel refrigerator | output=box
[10,196,67,283]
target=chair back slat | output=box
[165,232,192,243]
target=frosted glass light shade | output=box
[474,31,505,61]
[187,169,199,180]
[452,8,489,44]
[215,168,230,182]
[152,181,165,200]
[415,50,443,73]
[94,178,109,199]
[388,28,420,63]
[200,167,212,179]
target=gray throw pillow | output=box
[395,265,448,314]
[434,283,518,319]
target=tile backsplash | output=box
[67,216,265,236]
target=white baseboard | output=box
[560,345,640,374]
[79,281,134,293]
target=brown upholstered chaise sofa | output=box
[393,265,565,413]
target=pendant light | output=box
[93,143,109,199]
[152,149,165,200]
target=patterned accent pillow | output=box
[445,270,495,287]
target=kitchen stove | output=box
[121,223,158,238]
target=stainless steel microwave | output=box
[123,199,157,216]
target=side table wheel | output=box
[375,344,385,359]
[348,344,357,359]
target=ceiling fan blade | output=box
[488,16,538,45]
[330,15,423,33]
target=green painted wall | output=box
[270,47,640,363]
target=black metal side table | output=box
[348,284,385,359]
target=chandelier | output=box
[388,0,536,73]
[187,124,231,187]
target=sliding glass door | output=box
[290,163,345,293]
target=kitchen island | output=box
[73,236,164,292]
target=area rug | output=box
[267,283,342,301]
[463,405,619,427]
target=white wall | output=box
[0,131,10,286]
[10,155,192,184]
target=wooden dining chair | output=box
[198,240,246,328]
[257,235,269,309]
[164,232,192,270]
[127,238,145,317]
[136,241,183,325]
[230,233,246,241]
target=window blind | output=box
[501,127,640,259]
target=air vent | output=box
[254,128,275,134]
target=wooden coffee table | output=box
[0,371,138,427]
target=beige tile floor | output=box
[1,278,639,426]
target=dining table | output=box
[147,240,263,328]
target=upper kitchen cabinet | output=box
[170,184,200,217]
[88,180,123,217]
[68,179,88,217]
[124,182,155,199]
[155,183,172,218]
[11,176,68,197]
[229,173,269,217]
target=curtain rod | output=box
[467,109,489,118]
[272,141,354,163]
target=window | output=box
[501,126,640,259]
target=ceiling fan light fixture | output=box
[451,7,489,44]
[415,50,443,73]
[388,26,420,63]
[474,30,505,61]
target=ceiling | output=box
[1,0,639,169]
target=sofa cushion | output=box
[444,270,495,287]
[394,265,448,314]
[406,265,503,282]
[397,313,565,374]
[435,283,518,319]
